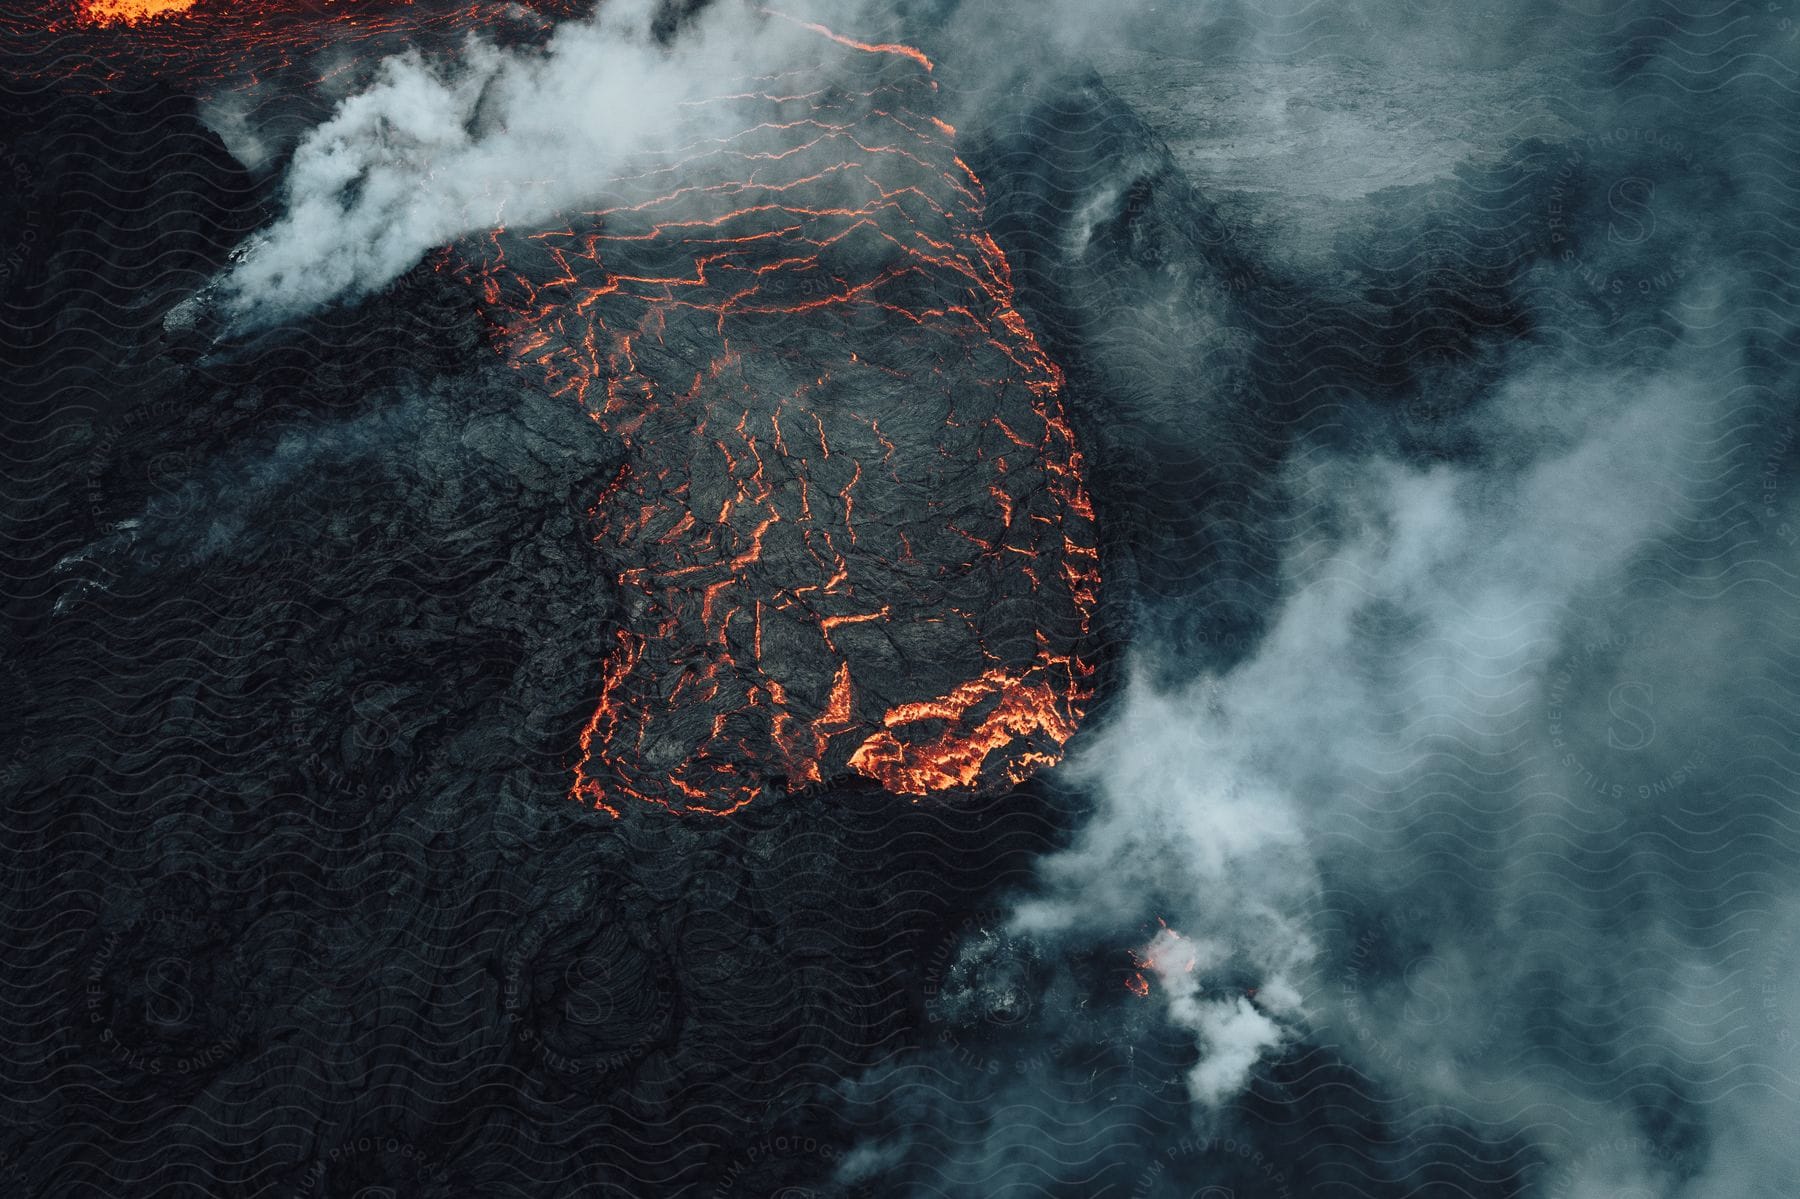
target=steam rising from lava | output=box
[218,1,885,326]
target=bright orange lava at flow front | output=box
[444,25,1100,817]
[78,0,197,24]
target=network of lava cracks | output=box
[17,2,1101,816]
[441,31,1100,816]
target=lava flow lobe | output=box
[447,37,1100,816]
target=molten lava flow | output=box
[445,24,1100,816]
[78,0,196,25]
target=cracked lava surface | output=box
[445,34,1100,815]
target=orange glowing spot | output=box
[1127,923,1197,996]
[822,660,854,725]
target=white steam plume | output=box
[217,0,865,328]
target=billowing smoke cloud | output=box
[1015,304,1738,1091]
[1019,665,1319,1107]
[216,0,878,327]
[899,2,1800,1187]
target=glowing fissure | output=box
[77,0,197,26]
[444,26,1099,816]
